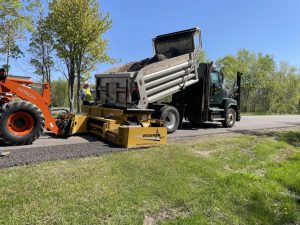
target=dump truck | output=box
[96,27,241,133]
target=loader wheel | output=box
[222,108,236,128]
[160,105,180,134]
[0,100,44,145]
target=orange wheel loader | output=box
[0,75,69,145]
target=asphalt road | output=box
[1,115,299,168]
[170,115,300,140]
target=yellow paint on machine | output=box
[69,106,167,148]
[117,126,167,148]
[70,115,88,134]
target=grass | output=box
[0,128,300,225]
[241,112,300,116]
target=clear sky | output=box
[7,0,300,78]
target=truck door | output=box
[210,71,227,106]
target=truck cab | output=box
[172,63,241,130]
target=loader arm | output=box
[0,77,60,135]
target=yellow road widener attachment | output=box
[69,105,167,148]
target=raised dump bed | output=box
[95,28,201,109]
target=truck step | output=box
[212,118,225,121]
[209,107,224,112]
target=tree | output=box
[196,48,209,63]
[46,0,114,112]
[0,0,36,73]
[269,62,300,114]
[51,77,68,107]
[217,49,258,112]
[217,49,300,114]
[28,1,54,86]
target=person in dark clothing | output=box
[0,68,9,156]
[0,67,7,80]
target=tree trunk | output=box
[76,56,82,113]
[40,30,46,83]
[6,36,10,74]
[46,64,51,89]
[68,57,75,112]
[46,45,52,89]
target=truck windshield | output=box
[211,71,219,84]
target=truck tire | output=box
[160,105,180,134]
[0,100,44,145]
[222,108,236,128]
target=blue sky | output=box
[6,0,300,79]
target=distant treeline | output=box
[51,78,69,107]
[217,49,300,114]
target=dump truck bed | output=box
[95,27,201,109]
[96,53,199,109]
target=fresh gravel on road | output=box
[0,140,125,169]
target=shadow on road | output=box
[179,121,222,130]
[231,129,300,148]
[0,132,121,149]
[280,121,300,126]
[42,132,122,149]
[42,132,102,143]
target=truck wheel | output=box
[0,100,44,145]
[160,106,180,133]
[222,108,236,128]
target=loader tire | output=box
[0,100,44,145]
[160,105,180,134]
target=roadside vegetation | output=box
[0,128,299,224]
[217,49,300,115]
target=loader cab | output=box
[210,70,228,106]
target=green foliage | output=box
[51,77,68,107]
[0,0,37,73]
[268,62,300,114]
[28,1,54,85]
[217,49,300,114]
[0,41,23,59]
[196,48,209,63]
[46,0,114,112]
